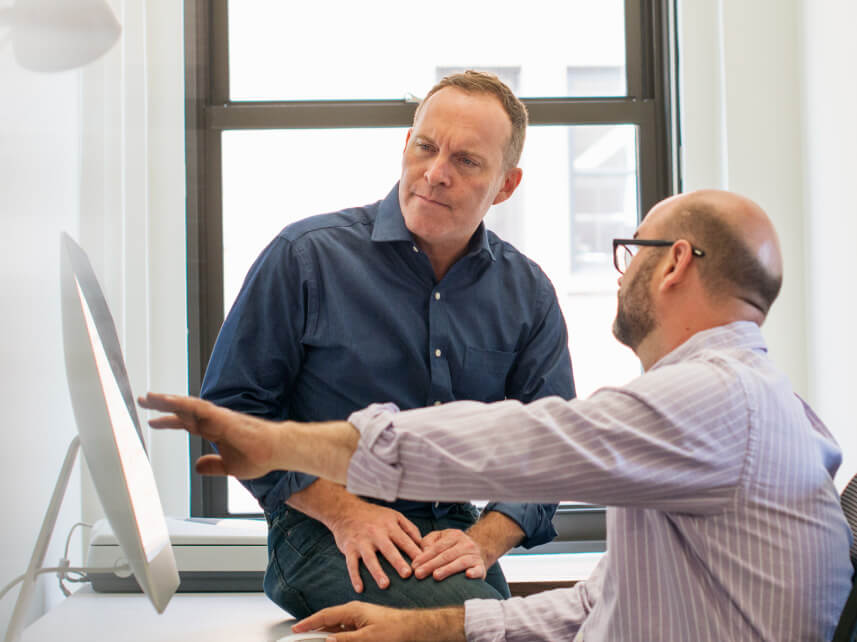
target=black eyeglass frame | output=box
[612,238,706,274]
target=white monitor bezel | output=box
[60,233,179,613]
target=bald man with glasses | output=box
[141,189,852,642]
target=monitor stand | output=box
[4,436,80,642]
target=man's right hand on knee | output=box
[328,500,423,593]
[285,478,424,594]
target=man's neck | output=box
[635,333,664,372]
[417,239,471,281]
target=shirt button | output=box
[412,245,419,253]
[435,349,442,358]
[433,400,442,406]
[434,292,441,301]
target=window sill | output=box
[500,551,602,597]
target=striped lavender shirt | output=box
[347,322,852,641]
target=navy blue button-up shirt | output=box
[201,184,575,547]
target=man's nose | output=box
[425,156,452,186]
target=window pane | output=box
[228,476,260,514]
[221,124,641,511]
[228,0,627,101]
[483,124,641,400]
[221,128,407,311]
[568,125,638,273]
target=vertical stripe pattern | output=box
[348,322,852,640]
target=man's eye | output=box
[459,157,478,168]
[417,142,434,152]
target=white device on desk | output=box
[86,516,268,592]
[2,234,180,642]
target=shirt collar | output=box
[370,183,496,262]
[650,321,768,371]
[467,221,496,261]
[371,184,414,243]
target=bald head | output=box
[643,190,783,317]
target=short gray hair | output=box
[414,70,528,169]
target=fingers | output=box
[294,603,357,633]
[325,630,368,641]
[293,602,400,642]
[394,515,423,558]
[410,531,445,568]
[138,392,199,415]
[138,393,206,435]
[345,550,363,593]
[359,546,390,590]
[411,530,486,581]
[375,537,412,580]
[148,414,193,431]
[194,454,227,476]
[427,555,485,582]
[397,514,423,546]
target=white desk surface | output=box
[22,588,296,642]
[22,553,602,641]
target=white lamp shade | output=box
[8,0,121,72]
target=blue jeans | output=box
[263,503,511,618]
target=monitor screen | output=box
[60,233,179,613]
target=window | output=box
[185,0,678,546]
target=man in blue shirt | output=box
[200,71,575,617]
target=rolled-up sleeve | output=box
[346,403,405,502]
[482,502,558,548]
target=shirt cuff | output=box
[465,599,507,642]
[484,502,558,548]
[345,402,403,502]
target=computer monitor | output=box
[59,232,179,613]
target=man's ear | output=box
[403,128,413,153]
[657,240,695,292]
[492,167,523,205]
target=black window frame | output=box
[184,0,680,549]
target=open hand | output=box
[329,502,423,593]
[138,392,281,479]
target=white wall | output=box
[0,52,84,633]
[679,0,807,390]
[800,0,857,486]
[0,0,187,634]
[679,0,857,486]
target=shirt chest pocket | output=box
[457,346,517,402]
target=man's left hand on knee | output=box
[411,529,488,581]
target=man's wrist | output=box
[285,477,365,532]
[412,606,466,642]
[467,511,525,568]
[277,420,357,486]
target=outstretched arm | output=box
[137,392,358,483]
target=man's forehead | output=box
[419,86,506,114]
[414,88,510,142]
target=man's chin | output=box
[612,316,639,350]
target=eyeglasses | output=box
[612,238,706,274]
